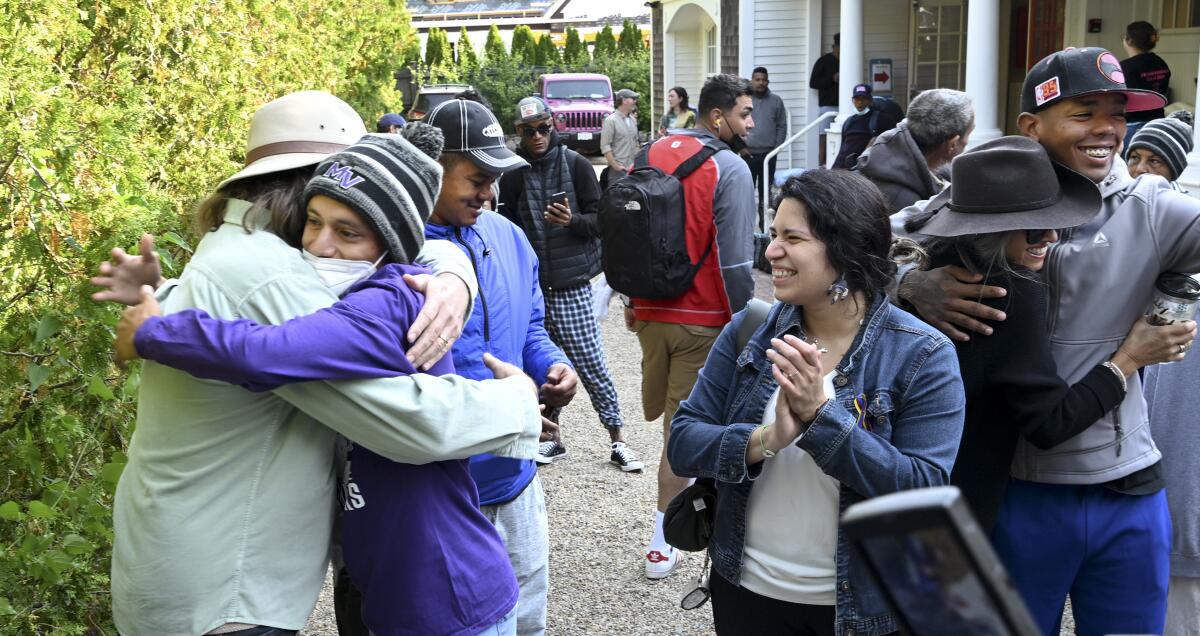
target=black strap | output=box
[674,139,729,277]
[632,141,653,169]
[671,139,729,180]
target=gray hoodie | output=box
[893,161,1200,484]
[855,122,945,214]
[1009,164,1200,484]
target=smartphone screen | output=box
[858,527,1010,636]
[549,191,567,204]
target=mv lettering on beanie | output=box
[305,124,444,263]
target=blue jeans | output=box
[991,479,1170,636]
[475,606,518,636]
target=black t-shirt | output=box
[1120,52,1170,122]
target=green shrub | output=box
[0,0,412,632]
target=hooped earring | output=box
[827,276,849,304]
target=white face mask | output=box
[302,250,385,296]
[855,106,870,116]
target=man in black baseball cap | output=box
[424,96,577,635]
[1017,46,1166,182]
[895,47,1199,636]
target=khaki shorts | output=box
[633,320,722,428]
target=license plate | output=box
[576,132,593,140]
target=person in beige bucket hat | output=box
[91,90,542,635]
[217,90,368,190]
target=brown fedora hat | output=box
[917,136,1101,238]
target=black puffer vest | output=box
[516,138,602,289]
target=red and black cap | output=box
[1021,47,1167,114]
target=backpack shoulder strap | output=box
[736,298,773,351]
[632,141,653,169]
[671,138,728,180]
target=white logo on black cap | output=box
[482,123,504,138]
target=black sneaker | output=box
[536,440,568,465]
[610,442,644,472]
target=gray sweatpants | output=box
[481,473,549,636]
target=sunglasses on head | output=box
[520,124,553,138]
[1024,228,1057,244]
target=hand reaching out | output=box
[91,234,165,306]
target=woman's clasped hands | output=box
[763,334,830,451]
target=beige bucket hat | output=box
[217,90,368,190]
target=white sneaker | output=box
[645,546,685,580]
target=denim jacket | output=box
[668,293,965,636]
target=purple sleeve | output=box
[134,266,433,391]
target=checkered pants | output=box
[542,283,625,428]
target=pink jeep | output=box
[538,73,613,153]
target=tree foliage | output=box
[535,33,560,67]
[592,24,618,62]
[563,27,589,66]
[0,0,411,631]
[484,24,508,64]
[618,19,645,57]
[403,34,423,66]
[509,25,537,66]
[424,26,453,69]
[456,26,479,75]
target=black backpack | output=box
[869,96,904,135]
[599,138,727,299]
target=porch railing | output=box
[759,110,838,231]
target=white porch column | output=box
[964,0,1002,147]
[825,0,863,167]
[1177,47,1200,200]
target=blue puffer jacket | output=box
[426,210,570,506]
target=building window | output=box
[706,26,718,76]
[910,1,966,97]
[1162,0,1200,28]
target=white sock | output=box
[650,510,670,553]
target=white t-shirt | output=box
[740,374,840,605]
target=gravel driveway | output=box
[300,269,1074,635]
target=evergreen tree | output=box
[592,24,617,62]
[456,26,479,73]
[617,19,643,57]
[510,25,537,66]
[424,27,452,68]
[563,27,589,66]
[402,35,422,66]
[536,33,560,67]
[484,24,508,64]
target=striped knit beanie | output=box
[305,122,444,262]
[1125,117,1193,180]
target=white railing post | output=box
[759,111,837,229]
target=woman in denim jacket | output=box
[667,170,965,636]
